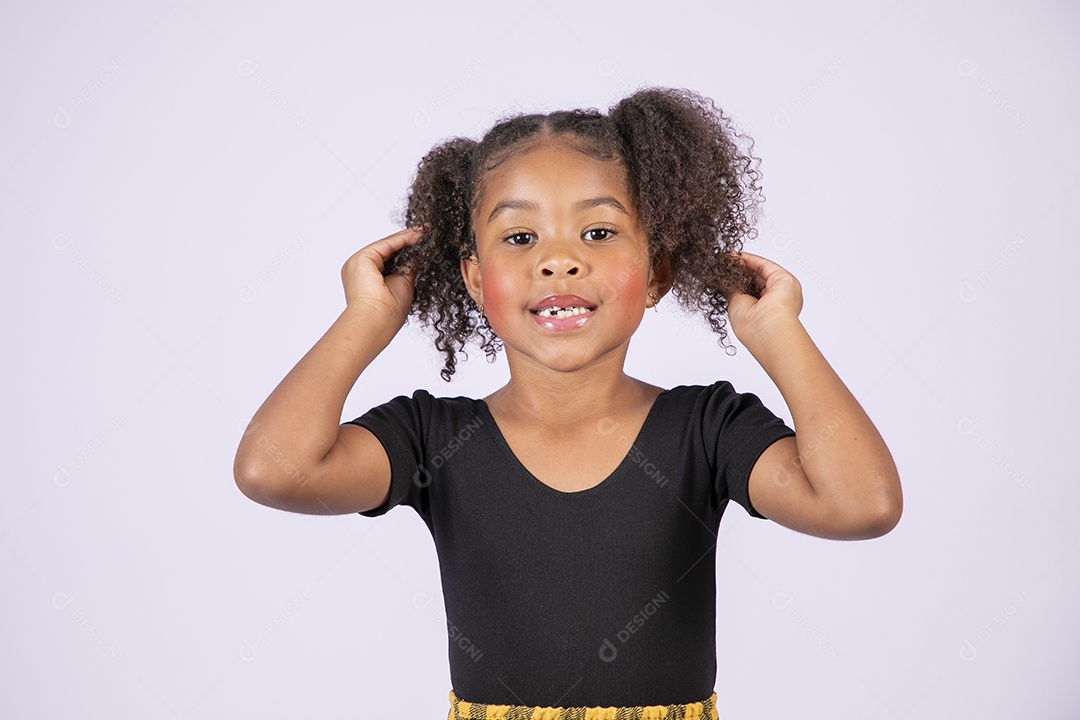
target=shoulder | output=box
[419,389,483,413]
[406,389,486,431]
[641,381,737,432]
[659,380,790,444]
[657,379,737,405]
[349,388,483,431]
[625,378,728,404]
[374,387,480,408]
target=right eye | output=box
[503,232,535,246]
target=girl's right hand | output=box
[340,227,426,325]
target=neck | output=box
[491,352,646,426]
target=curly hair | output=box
[383,86,764,382]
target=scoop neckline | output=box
[474,387,672,497]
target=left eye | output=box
[585,228,614,241]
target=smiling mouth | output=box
[531,306,596,319]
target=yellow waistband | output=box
[447,689,719,720]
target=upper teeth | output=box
[537,306,590,319]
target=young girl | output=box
[234,86,902,719]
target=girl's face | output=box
[461,138,670,380]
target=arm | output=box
[728,253,903,540]
[233,227,424,515]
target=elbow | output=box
[233,454,276,506]
[865,501,902,538]
[824,479,902,540]
[234,465,265,504]
[234,454,320,512]
[858,485,903,539]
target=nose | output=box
[538,236,583,277]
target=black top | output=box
[347,380,795,707]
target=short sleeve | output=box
[702,380,796,519]
[344,389,432,518]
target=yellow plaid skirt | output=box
[446,690,719,720]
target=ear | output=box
[460,252,482,305]
[647,248,674,301]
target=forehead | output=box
[475,139,631,219]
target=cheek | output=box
[598,256,650,312]
[479,262,521,325]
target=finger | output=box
[361,227,426,267]
[731,251,790,284]
[374,226,426,253]
[725,252,764,298]
[732,251,777,271]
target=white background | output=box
[3,1,1077,718]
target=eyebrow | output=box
[486,195,630,223]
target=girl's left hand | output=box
[726,252,803,343]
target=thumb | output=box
[726,290,752,317]
[726,254,762,300]
[384,263,416,303]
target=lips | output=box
[530,294,597,314]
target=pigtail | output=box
[387,137,502,382]
[610,88,764,352]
